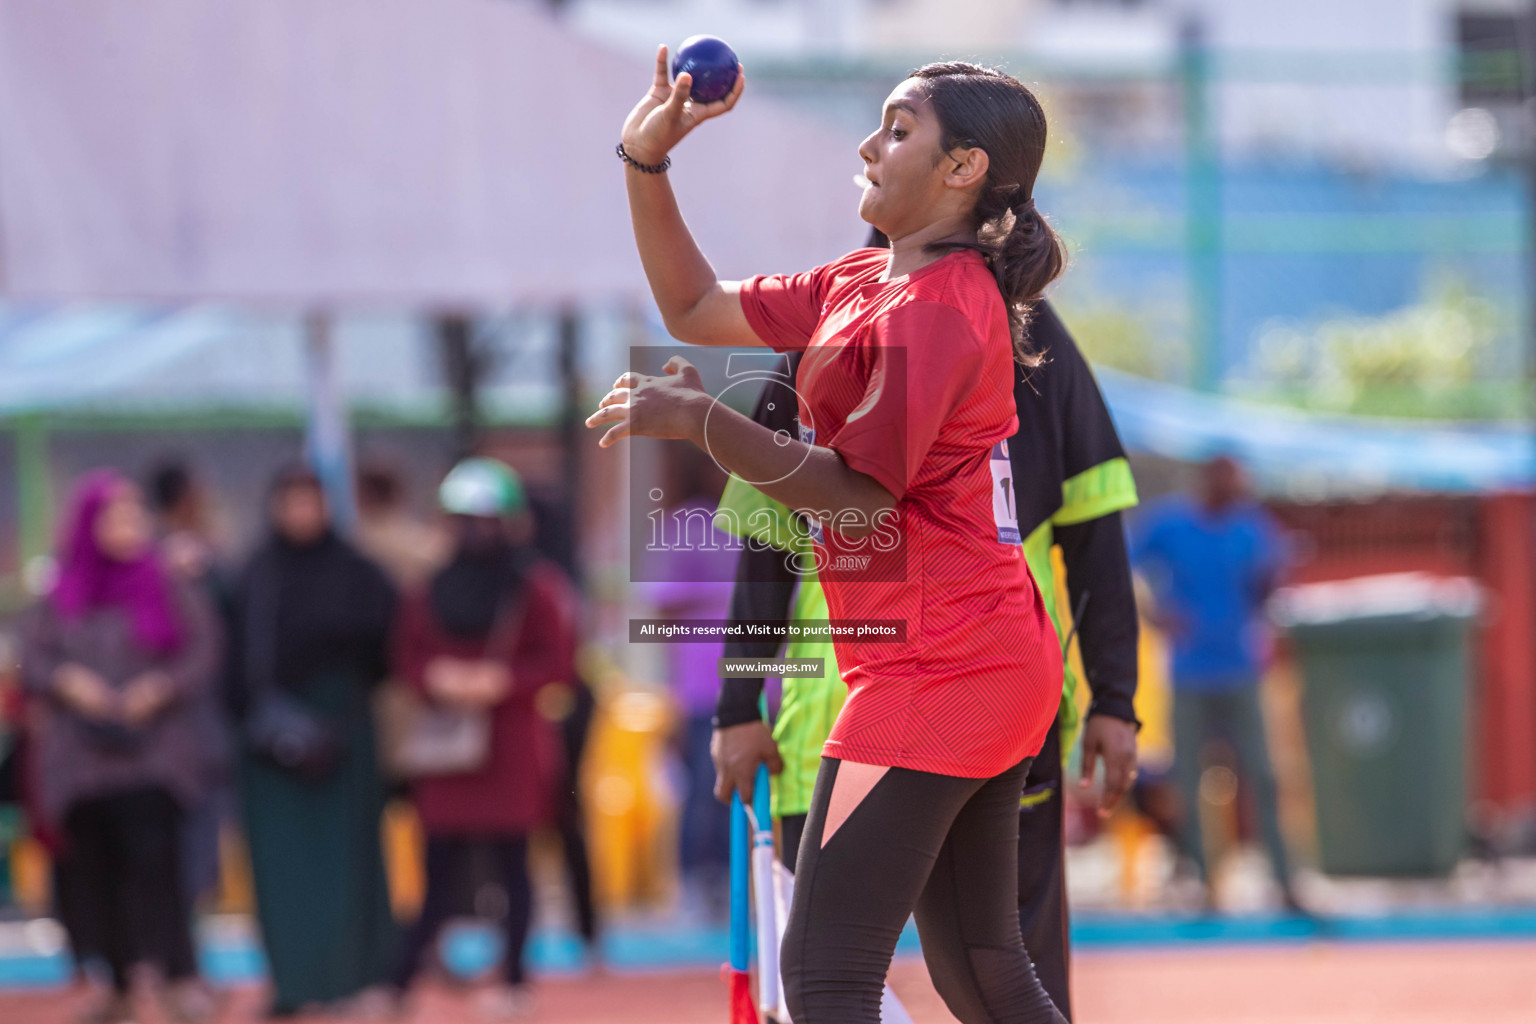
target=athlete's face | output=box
[857,79,978,238]
[860,80,952,236]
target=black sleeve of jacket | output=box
[714,541,797,728]
[714,352,803,729]
[1055,510,1141,727]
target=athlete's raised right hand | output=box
[620,44,745,167]
[711,720,783,805]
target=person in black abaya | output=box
[229,466,398,1018]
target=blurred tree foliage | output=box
[1052,294,1189,383]
[1237,274,1523,420]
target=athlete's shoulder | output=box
[871,298,988,355]
[805,248,887,307]
[907,251,1008,337]
[822,246,888,279]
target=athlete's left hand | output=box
[585,356,710,448]
[1080,714,1139,818]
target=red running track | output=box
[2,942,1534,1022]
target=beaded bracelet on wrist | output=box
[617,142,670,174]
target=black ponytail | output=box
[908,62,1068,366]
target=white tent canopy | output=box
[0,0,866,305]
[0,303,606,419]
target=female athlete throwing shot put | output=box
[588,46,1071,1024]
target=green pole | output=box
[16,414,51,566]
[1181,19,1222,393]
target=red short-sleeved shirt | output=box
[739,247,1063,778]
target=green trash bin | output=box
[1272,573,1479,878]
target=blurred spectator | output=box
[145,458,233,912]
[13,680,95,986]
[19,471,220,1024]
[1131,455,1301,913]
[528,490,580,586]
[548,668,600,959]
[527,490,601,960]
[388,457,577,1017]
[0,634,20,912]
[147,459,229,601]
[641,454,734,919]
[229,465,398,1017]
[356,460,451,591]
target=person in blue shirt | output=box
[1132,455,1301,913]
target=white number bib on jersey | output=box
[991,440,1021,545]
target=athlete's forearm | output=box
[684,401,895,539]
[1056,512,1140,725]
[625,168,720,336]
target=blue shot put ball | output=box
[672,35,739,104]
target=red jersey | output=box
[739,247,1063,778]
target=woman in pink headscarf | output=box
[20,470,220,1024]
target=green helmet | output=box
[438,457,527,518]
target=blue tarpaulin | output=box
[1097,367,1534,494]
[0,306,240,410]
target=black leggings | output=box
[1015,720,1072,1019]
[782,758,1066,1024]
[63,787,198,994]
[778,723,1074,1019]
[391,835,532,989]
